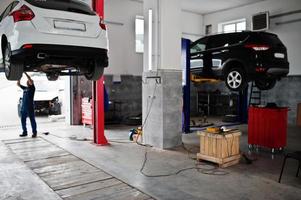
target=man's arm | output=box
[17,79,26,89]
[24,72,32,81]
[24,72,34,86]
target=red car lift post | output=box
[92,0,108,145]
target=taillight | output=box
[99,17,106,30]
[245,44,270,51]
[10,5,35,23]
[22,44,33,49]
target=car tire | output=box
[255,79,277,90]
[85,59,105,81]
[4,46,23,80]
[46,73,59,81]
[50,102,61,115]
[225,68,247,91]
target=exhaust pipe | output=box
[37,53,47,59]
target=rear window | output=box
[249,33,283,46]
[25,0,96,15]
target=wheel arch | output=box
[222,59,247,79]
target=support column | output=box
[92,0,108,145]
[142,0,182,149]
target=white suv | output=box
[0,0,109,81]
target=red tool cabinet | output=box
[81,97,93,126]
[248,107,288,149]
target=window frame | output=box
[135,15,144,54]
[218,18,247,33]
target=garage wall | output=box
[104,0,203,76]
[104,0,143,76]
[181,11,204,41]
[203,0,301,75]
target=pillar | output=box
[142,0,182,149]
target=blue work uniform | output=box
[20,84,37,135]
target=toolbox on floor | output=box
[248,106,288,150]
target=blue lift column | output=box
[182,38,191,133]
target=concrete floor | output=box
[0,120,301,200]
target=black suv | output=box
[190,31,289,91]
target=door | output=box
[190,37,208,75]
[206,35,231,77]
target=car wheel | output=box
[85,59,105,81]
[225,68,247,91]
[50,102,61,115]
[46,73,59,81]
[255,79,276,90]
[4,46,23,80]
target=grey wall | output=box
[261,76,301,124]
[104,75,142,121]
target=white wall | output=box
[105,0,203,75]
[104,0,143,76]
[181,11,203,41]
[204,0,301,75]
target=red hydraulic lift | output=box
[92,0,108,145]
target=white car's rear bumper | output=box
[8,21,108,51]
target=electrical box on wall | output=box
[252,11,270,31]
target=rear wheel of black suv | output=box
[4,45,23,80]
[255,79,276,90]
[225,68,247,91]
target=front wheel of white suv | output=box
[85,59,105,81]
[4,46,23,80]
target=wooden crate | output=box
[197,130,241,168]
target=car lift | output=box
[181,38,248,134]
[92,0,108,145]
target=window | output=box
[219,19,246,33]
[207,35,230,49]
[190,38,207,54]
[25,0,95,15]
[135,16,144,53]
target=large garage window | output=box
[135,16,144,53]
[219,19,246,33]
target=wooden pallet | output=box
[3,137,154,200]
[197,153,241,168]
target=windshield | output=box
[25,0,95,15]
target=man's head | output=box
[27,79,33,86]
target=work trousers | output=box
[21,109,37,134]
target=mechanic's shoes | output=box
[19,133,28,137]
[32,134,37,138]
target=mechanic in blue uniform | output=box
[17,72,37,138]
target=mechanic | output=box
[17,72,37,138]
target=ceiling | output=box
[181,0,267,14]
